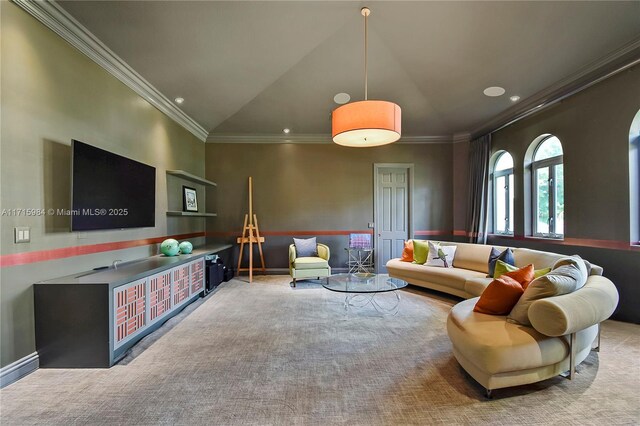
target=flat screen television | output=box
[71,140,156,231]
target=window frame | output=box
[630,109,640,246]
[531,137,564,239]
[491,152,514,236]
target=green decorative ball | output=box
[179,241,193,254]
[160,239,179,256]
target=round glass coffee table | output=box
[323,273,408,315]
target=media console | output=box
[34,244,232,368]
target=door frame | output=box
[373,163,414,272]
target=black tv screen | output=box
[71,140,156,231]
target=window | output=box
[531,135,564,238]
[491,151,514,235]
[630,109,640,244]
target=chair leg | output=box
[292,278,296,287]
[485,388,493,399]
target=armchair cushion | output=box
[293,257,329,270]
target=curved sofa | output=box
[386,241,619,395]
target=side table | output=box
[345,248,374,274]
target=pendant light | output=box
[332,7,401,147]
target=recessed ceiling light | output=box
[483,87,505,97]
[333,92,351,104]
[283,128,291,134]
[510,95,521,102]
[174,97,184,104]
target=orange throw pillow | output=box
[503,264,535,289]
[400,240,414,262]
[474,275,524,315]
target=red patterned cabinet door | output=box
[113,279,147,348]
[172,264,191,307]
[148,269,172,325]
[190,259,205,294]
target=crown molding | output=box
[473,36,640,138]
[206,133,454,144]
[206,134,332,144]
[12,0,209,142]
[452,133,471,144]
[400,135,453,144]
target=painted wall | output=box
[485,65,640,323]
[452,140,470,240]
[0,3,205,367]
[204,143,454,269]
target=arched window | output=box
[491,151,514,234]
[531,135,564,238]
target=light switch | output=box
[368,222,375,228]
[14,227,30,243]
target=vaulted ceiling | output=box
[58,1,640,140]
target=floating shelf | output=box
[166,211,217,217]
[166,170,217,187]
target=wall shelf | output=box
[166,211,217,217]
[166,170,217,187]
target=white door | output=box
[375,165,411,273]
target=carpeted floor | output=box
[1,276,638,425]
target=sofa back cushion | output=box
[585,260,604,276]
[553,255,589,289]
[513,248,565,270]
[450,242,508,274]
[508,256,588,326]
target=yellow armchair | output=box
[289,243,331,286]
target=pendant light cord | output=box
[364,8,368,101]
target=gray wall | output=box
[0,3,206,367]
[485,65,640,323]
[205,143,454,269]
[452,140,470,239]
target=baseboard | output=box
[0,352,39,388]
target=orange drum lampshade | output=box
[332,100,402,147]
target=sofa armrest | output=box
[529,275,619,337]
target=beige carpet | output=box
[1,276,638,425]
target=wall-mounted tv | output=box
[71,140,156,231]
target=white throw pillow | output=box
[425,242,457,268]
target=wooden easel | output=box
[236,177,266,282]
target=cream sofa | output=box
[386,241,619,396]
